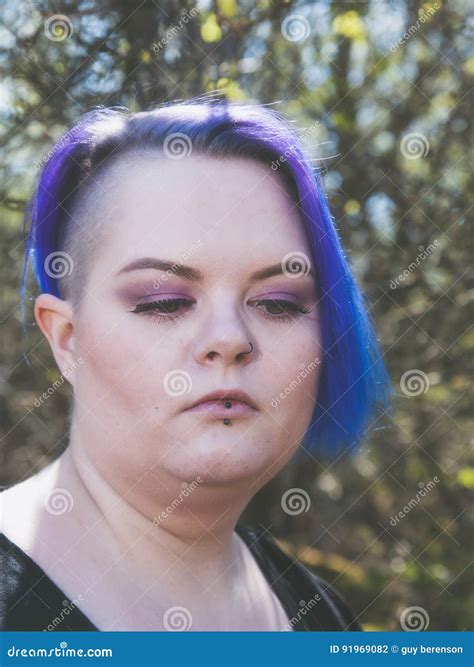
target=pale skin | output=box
[1,152,322,630]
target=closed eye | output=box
[130,297,310,323]
[131,297,193,321]
[250,299,311,323]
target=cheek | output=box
[265,327,322,427]
[74,313,171,412]
[74,306,196,439]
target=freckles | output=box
[274,349,321,412]
[299,357,322,393]
[76,324,135,397]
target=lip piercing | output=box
[224,401,232,425]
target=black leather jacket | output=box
[1,524,361,631]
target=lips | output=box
[184,389,258,418]
[185,400,256,418]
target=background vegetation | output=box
[0,0,472,630]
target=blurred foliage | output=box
[0,0,472,631]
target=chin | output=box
[162,432,276,486]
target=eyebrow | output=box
[116,257,314,282]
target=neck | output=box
[52,442,250,590]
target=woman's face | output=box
[68,151,322,491]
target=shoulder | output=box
[0,461,73,562]
[0,476,96,632]
[236,523,362,631]
[0,531,97,631]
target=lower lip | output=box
[184,400,257,418]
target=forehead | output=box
[86,151,310,277]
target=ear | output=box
[34,293,77,386]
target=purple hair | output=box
[22,97,392,457]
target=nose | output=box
[192,305,256,368]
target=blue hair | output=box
[22,96,392,457]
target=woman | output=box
[0,98,391,631]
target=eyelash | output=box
[131,298,310,323]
